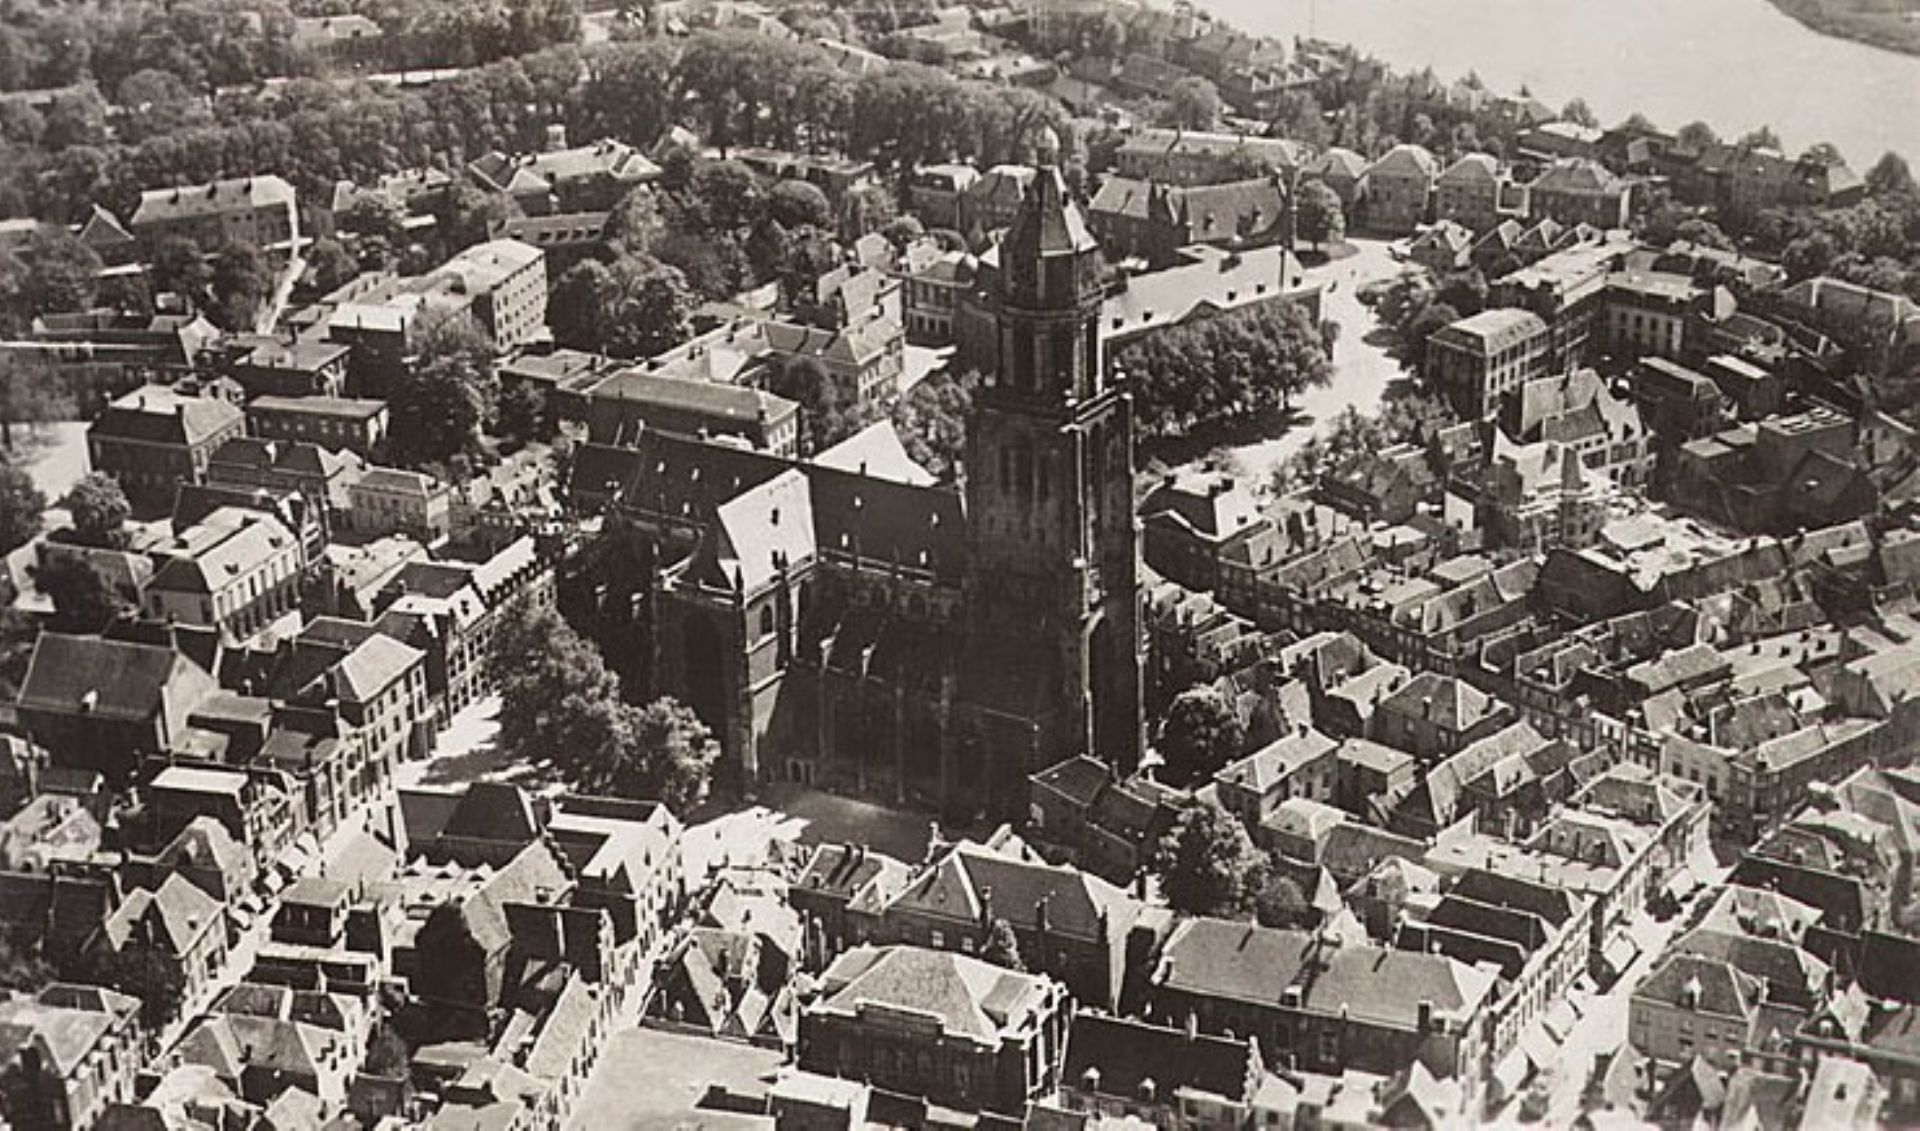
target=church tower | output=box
[962,138,1144,806]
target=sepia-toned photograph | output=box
[0,0,1913,1126]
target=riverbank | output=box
[1765,0,1920,56]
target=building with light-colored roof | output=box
[585,370,800,455]
[0,984,143,1130]
[128,174,299,256]
[1359,144,1439,233]
[144,506,303,643]
[88,383,247,511]
[1428,308,1552,419]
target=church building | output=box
[570,149,1145,820]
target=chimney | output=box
[1417,1000,1434,1032]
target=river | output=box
[1207,0,1920,168]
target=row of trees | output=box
[1114,300,1335,439]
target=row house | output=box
[1358,144,1439,234]
[347,467,451,543]
[1026,755,1183,886]
[1433,153,1524,233]
[1526,158,1632,230]
[246,395,390,459]
[1114,128,1306,186]
[143,506,304,644]
[15,633,221,783]
[373,537,555,722]
[207,437,360,537]
[467,137,661,216]
[1086,175,1289,267]
[1507,368,1654,491]
[1138,472,1265,593]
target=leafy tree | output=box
[980,918,1025,971]
[766,179,833,231]
[495,380,550,447]
[892,368,972,479]
[837,183,898,242]
[879,215,925,251]
[62,473,129,548]
[1617,111,1658,134]
[149,236,211,302]
[654,229,750,300]
[43,88,109,150]
[1673,217,1734,250]
[0,933,51,992]
[1783,230,1840,281]
[22,230,101,316]
[1157,685,1245,786]
[605,186,665,254]
[625,697,721,812]
[439,178,518,253]
[208,242,273,331]
[388,355,490,468]
[0,464,45,554]
[1866,152,1917,199]
[1800,141,1846,167]
[1159,76,1222,131]
[548,254,694,359]
[306,237,359,294]
[1676,120,1720,151]
[1738,125,1782,151]
[1400,300,1463,376]
[37,550,134,633]
[364,1024,411,1079]
[1432,269,1489,318]
[1560,99,1598,128]
[769,356,862,452]
[1115,300,1333,436]
[1254,867,1313,929]
[1153,802,1267,918]
[1295,179,1345,250]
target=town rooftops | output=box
[18,633,208,721]
[0,984,139,1079]
[1431,307,1546,350]
[1117,128,1305,169]
[812,421,937,487]
[1063,1012,1259,1103]
[1101,243,1308,342]
[130,175,295,227]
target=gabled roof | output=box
[891,840,1137,940]
[131,175,295,227]
[18,633,209,721]
[813,944,1053,1044]
[91,384,243,448]
[1063,1013,1257,1102]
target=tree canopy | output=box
[1157,685,1245,787]
[1116,300,1333,438]
[62,473,128,548]
[1153,803,1267,919]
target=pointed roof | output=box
[1005,165,1097,258]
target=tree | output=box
[306,237,359,294]
[1738,125,1782,151]
[1800,141,1846,168]
[388,354,490,467]
[1866,152,1917,199]
[1116,300,1333,435]
[0,464,44,554]
[1673,217,1734,250]
[1254,868,1313,929]
[1560,99,1598,128]
[1399,300,1463,376]
[1153,802,1267,918]
[1159,76,1223,131]
[149,236,211,302]
[625,696,720,811]
[1676,120,1720,151]
[892,368,972,479]
[837,183,898,242]
[208,242,273,331]
[37,550,134,633]
[605,185,665,254]
[1783,230,1840,281]
[769,356,862,452]
[1295,179,1345,250]
[548,254,694,359]
[364,1024,411,1079]
[766,179,833,231]
[1618,111,1658,134]
[1157,685,1245,786]
[22,230,101,316]
[1432,269,1489,318]
[0,933,51,992]
[980,918,1025,971]
[495,380,550,447]
[62,473,129,548]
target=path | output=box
[1175,236,1411,490]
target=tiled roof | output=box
[814,944,1053,1042]
[18,633,205,721]
[1063,1013,1257,1102]
[131,175,295,227]
[91,384,243,448]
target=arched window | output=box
[759,605,775,639]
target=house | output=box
[1139,472,1264,592]
[1025,756,1182,886]
[1433,154,1511,233]
[143,507,304,643]
[1058,1013,1266,1128]
[790,843,912,969]
[1306,148,1368,210]
[907,163,981,230]
[1602,270,1717,361]
[467,138,661,215]
[207,437,362,527]
[894,240,976,346]
[1630,952,1766,1069]
[1479,434,1614,552]
[229,339,351,399]
[1212,725,1340,837]
[83,872,230,1021]
[1370,672,1511,765]
[15,633,220,782]
[420,238,548,349]
[245,395,390,459]
[0,984,143,1131]
[1151,917,1498,1105]
[963,164,1039,235]
[1359,144,1438,234]
[585,370,801,456]
[798,944,1069,1116]
[128,174,299,257]
[1086,176,1288,267]
[87,384,247,512]
[1320,442,1434,525]
[881,837,1142,1011]
[373,538,554,720]
[1527,159,1631,230]
[1427,308,1553,419]
[348,467,451,542]
[1508,368,1652,491]
[1408,220,1474,273]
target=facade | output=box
[230,339,351,398]
[1433,153,1510,233]
[16,633,220,781]
[246,395,390,458]
[348,467,452,542]
[1086,175,1289,267]
[1114,129,1304,186]
[427,238,548,348]
[1359,144,1438,234]
[128,175,299,257]
[87,384,247,511]
[143,507,304,643]
[1427,308,1553,419]
[1527,159,1632,230]
[798,944,1068,1116]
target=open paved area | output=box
[1183,236,1412,491]
[684,783,933,886]
[568,1027,780,1131]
